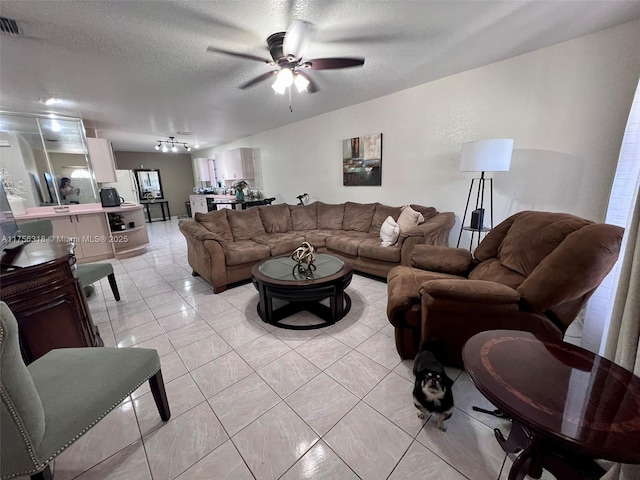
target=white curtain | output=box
[579,79,640,479]
[601,186,640,479]
[583,81,640,354]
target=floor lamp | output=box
[456,138,514,250]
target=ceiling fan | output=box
[206,20,365,94]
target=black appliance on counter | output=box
[100,188,124,207]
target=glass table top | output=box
[258,254,345,281]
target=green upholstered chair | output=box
[0,301,170,480]
[18,219,120,301]
[76,262,120,301]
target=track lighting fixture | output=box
[154,136,191,153]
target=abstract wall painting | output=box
[342,133,382,186]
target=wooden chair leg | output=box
[31,464,52,480]
[149,369,171,421]
[107,273,120,301]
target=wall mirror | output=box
[134,169,164,200]
[0,112,99,208]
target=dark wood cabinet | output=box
[0,241,103,363]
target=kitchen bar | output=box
[188,194,274,217]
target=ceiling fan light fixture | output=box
[278,68,294,86]
[207,19,361,102]
[272,81,287,95]
[272,68,294,95]
[294,73,309,93]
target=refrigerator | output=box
[99,170,139,204]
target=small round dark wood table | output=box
[462,330,640,480]
[251,253,352,330]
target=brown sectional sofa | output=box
[179,201,455,293]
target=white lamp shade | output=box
[459,138,514,172]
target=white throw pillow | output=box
[380,216,400,246]
[396,206,425,234]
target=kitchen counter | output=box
[14,203,149,262]
[14,203,144,220]
[192,194,235,198]
[188,195,274,217]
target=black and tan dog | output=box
[413,349,454,431]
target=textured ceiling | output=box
[1,0,640,153]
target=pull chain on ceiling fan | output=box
[206,19,365,98]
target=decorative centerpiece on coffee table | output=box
[291,241,316,277]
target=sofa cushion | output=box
[343,202,376,232]
[227,208,267,241]
[325,232,370,256]
[304,229,340,248]
[410,205,437,221]
[224,240,271,266]
[317,202,345,229]
[289,202,318,230]
[359,237,401,263]
[397,206,424,234]
[469,258,527,290]
[194,209,234,243]
[380,216,400,246]
[370,204,402,234]
[252,232,306,256]
[497,212,592,277]
[258,203,292,233]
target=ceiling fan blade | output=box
[295,70,319,94]
[206,46,271,64]
[283,19,316,59]
[239,70,278,89]
[306,57,365,70]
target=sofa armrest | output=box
[410,245,473,275]
[178,219,227,244]
[420,279,520,305]
[179,219,229,292]
[403,211,455,243]
[398,212,456,266]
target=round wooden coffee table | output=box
[463,330,640,480]
[251,253,352,330]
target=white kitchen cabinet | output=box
[87,138,117,183]
[44,213,113,262]
[214,151,227,183]
[216,148,254,181]
[194,157,212,182]
[189,195,208,217]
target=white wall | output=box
[198,19,640,246]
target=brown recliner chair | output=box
[386,210,624,366]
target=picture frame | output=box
[342,133,382,186]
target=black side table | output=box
[141,200,171,222]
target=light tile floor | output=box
[47,219,577,480]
